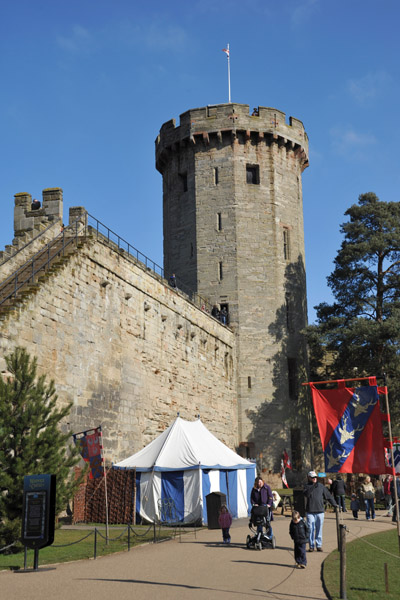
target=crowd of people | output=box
[216,471,399,570]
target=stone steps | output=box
[0,235,89,318]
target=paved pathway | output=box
[1,509,395,600]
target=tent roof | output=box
[113,417,255,472]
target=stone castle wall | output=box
[0,228,237,461]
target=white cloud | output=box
[56,25,94,54]
[139,23,188,52]
[348,71,392,106]
[330,126,377,159]
[290,0,320,27]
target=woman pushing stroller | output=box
[251,476,274,516]
[247,476,275,549]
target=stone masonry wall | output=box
[0,235,237,461]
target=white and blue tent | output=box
[113,417,256,524]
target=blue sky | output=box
[1,0,399,322]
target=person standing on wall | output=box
[303,470,338,552]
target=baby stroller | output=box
[246,505,276,550]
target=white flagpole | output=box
[222,44,231,103]
[227,43,231,103]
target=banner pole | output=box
[383,376,400,554]
[99,426,109,544]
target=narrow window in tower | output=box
[285,294,293,331]
[248,376,252,389]
[217,212,222,231]
[190,242,194,258]
[290,428,302,470]
[214,167,219,185]
[283,228,290,260]
[287,357,297,399]
[179,172,188,192]
[246,164,259,184]
[219,261,223,281]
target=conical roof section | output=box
[113,417,254,472]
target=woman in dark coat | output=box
[250,476,274,533]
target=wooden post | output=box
[339,524,347,600]
[336,506,341,550]
[384,562,389,593]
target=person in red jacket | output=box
[218,504,233,544]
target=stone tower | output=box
[156,103,309,471]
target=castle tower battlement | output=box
[156,103,308,173]
[156,102,309,470]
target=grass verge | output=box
[0,524,179,571]
[323,527,400,600]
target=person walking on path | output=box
[331,475,347,512]
[350,493,360,519]
[303,470,338,552]
[360,475,376,521]
[218,504,232,544]
[289,510,309,569]
[250,476,274,535]
[383,475,393,517]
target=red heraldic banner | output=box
[73,426,104,479]
[310,381,388,474]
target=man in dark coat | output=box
[390,475,400,523]
[304,470,338,552]
[331,475,347,512]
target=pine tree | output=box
[307,192,400,433]
[0,347,82,549]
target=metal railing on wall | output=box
[0,210,229,324]
[86,213,218,317]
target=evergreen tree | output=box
[0,347,82,549]
[307,192,400,433]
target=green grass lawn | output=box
[323,528,400,600]
[0,524,177,571]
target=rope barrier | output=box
[130,524,153,537]
[96,527,129,542]
[51,531,94,548]
[347,525,400,560]
[0,541,17,553]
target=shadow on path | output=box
[79,578,268,597]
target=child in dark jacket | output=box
[289,510,309,568]
[350,493,360,519]
[218,504,233,544]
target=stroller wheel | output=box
[246,535,252,549]
[271,535,276,549]
[256,541,262,550]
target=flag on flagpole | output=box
[310,380,389,474]
[281,459,289,488]
[283,449,292,470]
[222,47,229,58]
[73,426,105,479]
